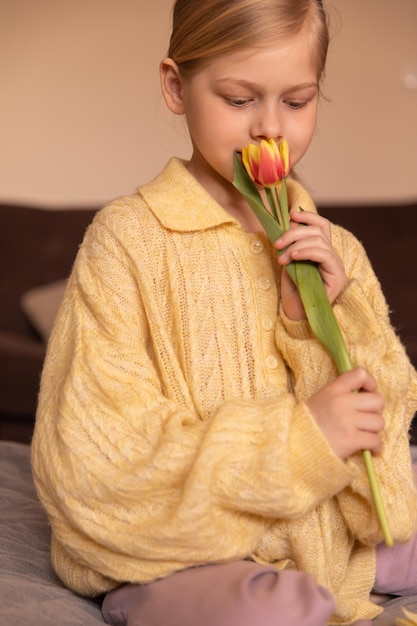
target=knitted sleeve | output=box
[31,200,352,596]
[275,224,417,545]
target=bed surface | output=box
[0,441,104,625]
[2,439,417,626]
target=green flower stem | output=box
[278,179,290,232]
[265,188,280,222]
[233,153,393,547]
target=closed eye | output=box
[285,100,308,110]
[225,97,253,107]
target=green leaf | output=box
[294,261,353,374]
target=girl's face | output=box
[162,26,320,207]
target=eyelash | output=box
[225,97,310,110]
[285,100,309,110]
[226,97,252,107]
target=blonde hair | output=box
[168,0,329,82]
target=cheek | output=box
[186,108,220,145]
[290,112,318,166]
[188,113,234,156]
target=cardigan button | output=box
[249,240,264,254]
[262,317,274,331]
[258,277,272,290]
[266,355,278,369]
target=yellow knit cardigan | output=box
[32,158,417,624]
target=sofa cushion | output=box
[21,280,67,342]
[0,331,45,416]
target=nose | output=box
[250,102,283,142]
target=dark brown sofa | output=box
[319,202,417,442]
[1,200,416,443]
[319,202,417,370]
[0,204,98,442]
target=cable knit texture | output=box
[32,158,417,624]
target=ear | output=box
[160,57,185,115]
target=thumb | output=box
[335,367,377,394]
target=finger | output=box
[337,429,383,459]
[277,237,333,264]
[356,432,384,456]
[352,392,385,417]
[277,243,339,278]
[275,225,328,250]
[334,367,378,394]
[355,412,385,433]
[289,210,332,238]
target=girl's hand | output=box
[306,368,385,460]
[275,210,347,321]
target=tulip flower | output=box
[233,138,392,547]
[242,138,290,187]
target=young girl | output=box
[31,0,417,624]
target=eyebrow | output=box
[214,78,319,92]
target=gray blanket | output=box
[1,440,417,626]
[0,441,104,625]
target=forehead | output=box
[196,32,319,87]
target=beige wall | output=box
[1,0,416,207]
[301,0,417,203]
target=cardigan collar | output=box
[138,158,240,232]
